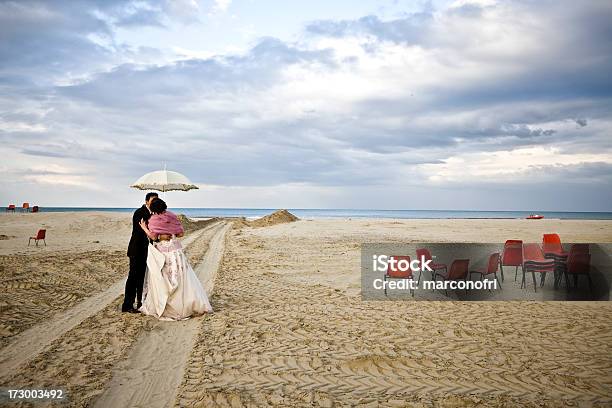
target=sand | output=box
[177,218,612,407]
[1,213,612,407]
[232,209,299,229]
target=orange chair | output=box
[500,240,523,282]
[416,248,447,280]
[22,202,30,212]
[433,259,469,295]
[28,229,46,246]
[566,244,592,291]
[470,253,502,290]
[6,204,15,213]
[383,255,414,296]
[522,243,555,291]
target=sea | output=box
[33,208,612,220]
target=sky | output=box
[1,0,611,211]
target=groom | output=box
[122,192,158,313]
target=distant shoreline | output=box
[4,207,612,220]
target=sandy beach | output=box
[1,212,611,407]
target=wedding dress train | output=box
[139,239,212,320]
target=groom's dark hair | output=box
[145,192,159,202]
[150,198,167,214]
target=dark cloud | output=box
[575,118,588,127]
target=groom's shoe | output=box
[121,304,140,314]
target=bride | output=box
[137,198,212,320]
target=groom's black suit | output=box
[123,204,152,311]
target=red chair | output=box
[522,243,555,292]
[416,248,447,282]
[434,259,469,295]
[22,202,30,212]
[6,204,15,213]
[500,240,523,282]
[566,244,591,291]
[469,253,502,290]
[542,234,564,254]
[542,233,569,288]
[28,229,46,246]
[31,206,39,213]
[383,255,414,296]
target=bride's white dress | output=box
[139,238,212,320]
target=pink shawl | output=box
[148,211,184,236]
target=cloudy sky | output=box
[1,0,611,210]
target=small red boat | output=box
[526,214,544,219]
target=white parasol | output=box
[130,168,199,192]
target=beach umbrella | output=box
[130,168,199,192]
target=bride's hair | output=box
[150,198,167,214]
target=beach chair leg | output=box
[514,266,519,281]
[384,275,387,296]
[499,265,504,282]
[417,270,422,286]
[540,273,546,287]
[28,238,31,246]
[564,272,570,290]
[495,273,501,290]
[532,271,537,292]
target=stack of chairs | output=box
[542,234,569,288]
[522,243,555,292]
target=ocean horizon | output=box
[24,207,612,220]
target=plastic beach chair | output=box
[469,253,502,290]
[416,248,447,283]
[383,255,414,296]
[566,244,592,291]
[500,240,522,282]
[433,259,469,296]
[28,229,46,246]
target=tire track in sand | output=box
[92,221,231,408]
[0,222,219,382]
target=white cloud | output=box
[212,0,231,13]
[420,146,612,183]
